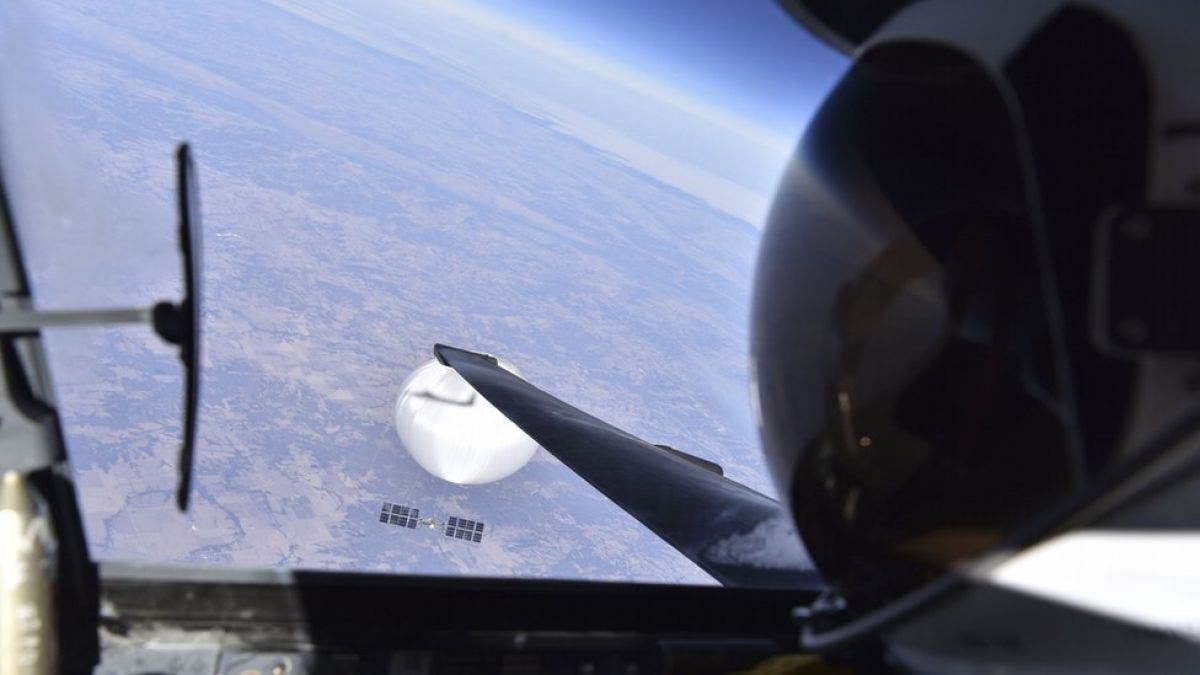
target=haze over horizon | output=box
[264,0,846,227]
[447,0,847,141]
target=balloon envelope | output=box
[394,358,537,484]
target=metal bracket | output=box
[1092,206,1200,355]
[0,307,150,334]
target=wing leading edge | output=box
[433,344,820,589]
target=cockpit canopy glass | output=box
[0,0,844,586]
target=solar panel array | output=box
[444,516,484,543]
[379,502,419,528]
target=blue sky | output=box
[465,0,847,141]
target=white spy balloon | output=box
[394,358,537,484]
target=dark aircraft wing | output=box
[434,344,820,589]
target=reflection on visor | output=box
[821,212,1071,592]
[753,42,1079,610]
